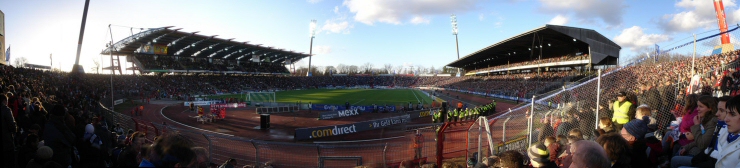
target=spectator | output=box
[498,150,525,168]
[528,143,557,168]
[117,131,146,167]
[26,146,53,168]
[568,140,611,168]
[543,136,562,165]
[596,132,631,168]
[568,129,584,141]
[676,94,700,154]
[596,117,616,137]
[42,105,75,167]
[191,147,209,168]
[2,93,18,168]
[659,79,676,133]
[671,95,718,168]
[692,96,732,167]
[714,96,740,167]
[577,108,595,139]
[79,123,105,167]
[220,158,238,168]
[621,116,653,168]
[537,117,554,142]
[636,105,658,131]
[18,133,39,168]
[556,116,575,137]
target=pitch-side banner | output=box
[210,103,247,109]
[318,109,361,120]
[311,104,396,112]
[295,114,410,140]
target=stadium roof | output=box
[447,25,621,69]
[100,26,309,64]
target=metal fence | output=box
[477,26,740,160]
[91,26,740,167]
[96,103,446,168]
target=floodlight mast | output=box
[307,20,317,76]
[451,14,461,77]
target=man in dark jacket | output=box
[637,83,662,113]
[658,79,676,133]
[43,105,77,167]
[719,71,733,96]
[2,94,19,168]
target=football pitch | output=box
[209,89,435,106]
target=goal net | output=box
[247,92,276,103]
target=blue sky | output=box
[2,0,740,73]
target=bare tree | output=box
[349,65,359,75]
[324,66,336,75]
[429,66,436,74]
[362,62,373,74]
[92,58,101,74]
[337,64,348,74]
[312,66,323,76]
[415,65,426,74]
[294,66,310,76]
[383,64,393,74]
[13,57,28,67]
[394,65,403,74]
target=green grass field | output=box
[208,89,435,106]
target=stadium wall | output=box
[0,10,5,65]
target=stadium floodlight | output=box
[529,48,531,50]
[513,52,516,54]
[451,15,458,35]
[451,14,462,76]
[573,38,576,42]
[307,19,317,76]
[153,39,157,43]
[548,43,551,46]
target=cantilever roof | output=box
[100,27,309,64]
[447,25,621,69]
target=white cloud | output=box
[539,0,626,27]
[321,20,353,34]
[314,45,332,55]
[342,0,484,25]
[659,0,739,33]
[333,6,340,14]
[613,26,672,51]
[307,0,322,4]
[547,15,569,25]
[478,13,485,21]
[410,16,431,24]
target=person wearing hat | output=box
[621,116,655,167]
[527,143,557,168]
[26,146,53,168]
[612,91,634,131]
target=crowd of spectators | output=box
[6,47,740,167]
[469,54,589,74]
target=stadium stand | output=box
[6,26,740,167]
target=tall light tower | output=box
[451,14,461,77]
[307,20,317,76]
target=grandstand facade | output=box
[447,25,621,76]
[101,27,309,74]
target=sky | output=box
[2,0,740,73]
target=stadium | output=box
[5,0,740,168]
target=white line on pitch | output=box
[411,89,421,103]
[352,99,366,105]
